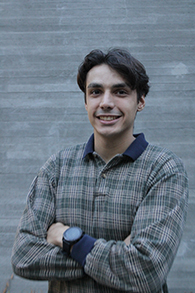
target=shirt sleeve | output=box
[11,155,84,281]
[83,155,189,292]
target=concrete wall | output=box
[0,0,194,292]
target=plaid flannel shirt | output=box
[12,133,188,293]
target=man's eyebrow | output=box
[112,83,129,89]
[87,82,130,89]
[87,83,103,89]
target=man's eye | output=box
[117,90,127,95]
[91,89,101,95]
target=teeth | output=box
[99,116,118,121]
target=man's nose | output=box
[99,92,114,109]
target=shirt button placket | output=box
[102,173,106,179]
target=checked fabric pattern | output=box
[12,134,188,293]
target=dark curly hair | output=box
[77,48,150,102]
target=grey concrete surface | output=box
[0,0,194,292]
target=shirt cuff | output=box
[71,234,96,267]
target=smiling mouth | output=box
[98,116,121,121]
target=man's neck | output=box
[94,133,135,163]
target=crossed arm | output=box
[46,222,131,248]
[11,154,188,292]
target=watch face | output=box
[65,227,83,241]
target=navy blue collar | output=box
[83,133,148,162]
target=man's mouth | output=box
[98,116,120,121]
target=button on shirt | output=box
[11,133,188,293]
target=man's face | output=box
[85,64,145,143]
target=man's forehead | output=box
[86,64,128,87]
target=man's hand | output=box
[124,234,131,246]
[47,222,69,248]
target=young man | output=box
[12,49,188,293]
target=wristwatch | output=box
[62,226,85,255]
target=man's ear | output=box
[137,96,145,112]
[85,103,88,111]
